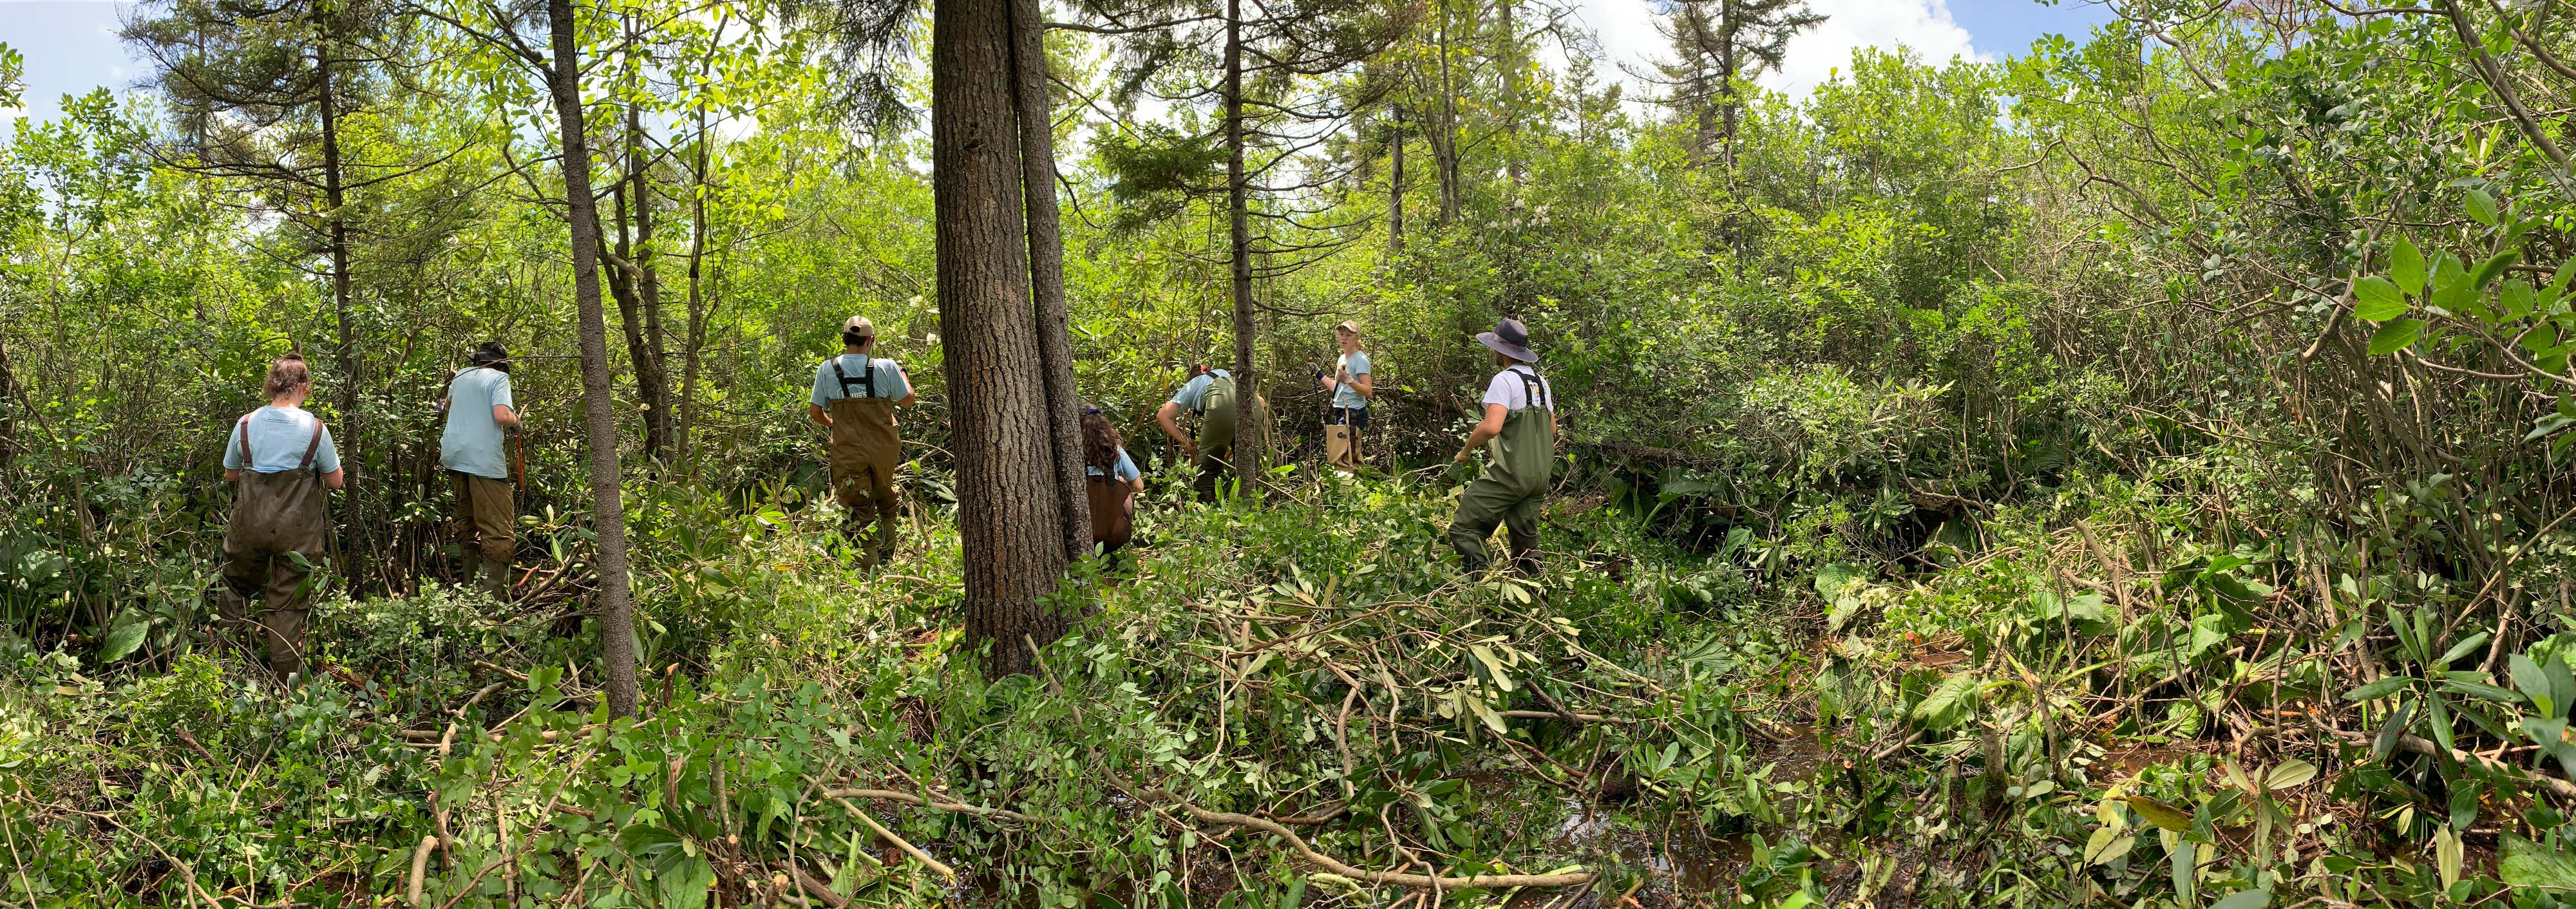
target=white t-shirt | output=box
[1481,364,1554,413]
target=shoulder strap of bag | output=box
[1514,367,1549,413]
[299,418,324,470]
[832,358,865,398]
[864,358,878,398]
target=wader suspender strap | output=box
[1514,367,1549,413]
[235,414,327,473]
[831,358,878,400]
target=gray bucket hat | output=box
[1476,317,1537,363]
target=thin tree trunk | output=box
[1009,0,1092,563]
[316,29,364,585]
[1388,106,1404,255]
[545,0,642,718]
[1435,1,1458,226]
[681,104,711,467]
[938,0,1071,677]
[1226,0,1260,483]
[612,27,673,462]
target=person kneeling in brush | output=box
[1082,406,1144,559]
[1446,317,1555,576]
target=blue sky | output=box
[0,0,2122,126]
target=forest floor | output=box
[8,462,2558,907]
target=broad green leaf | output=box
[2438,632,2490,666]
[2353,276,2407,321]
[2467,187,2499,225]
[1911,672,1981,731]
[2437,825,2465,891]
[2342,676,2410,702]
[2170,836,2197,904]
[2439,680,2523,703]
[2372,697,2416,762]
[2392,236,2426,295]
[2503,834,2576,889]
[2503,279,2538,319]
[99,619,149,662]
[2083,826,2132,865]
[2513,653,2558,717]
[2472,250,2521,292]
[2369,319,2427,355]
[2263,759,2318,791]
[2210,888,2273,909]
[2122,796,2195,833]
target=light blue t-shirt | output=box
[1331,350,1372,410]
[1084,447,1141,483]
[810,355,911,406]
[223,406,341,474]
[1168,369,1233,413]
[440,367,515,480]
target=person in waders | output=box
[1447,318,1556,576]
[439,342,520,600]
[1156,364,1238,502]
[218,354,346,680]
[1317,320,1373,472]
[1083,407,1144,558]
[807,316,916,567]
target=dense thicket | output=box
[8,0,2576,905]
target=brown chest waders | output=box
[220,415,329,679]
[1446,368,1555,576]
[1191,376,1238,501]
[1088,475,1136,557]
[827,359,902,566]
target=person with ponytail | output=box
[438,341,520,600]
[1081,407,1143,558]
[217,353,344,680]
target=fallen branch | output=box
[777,860,850,908]
[1497,709,1630,725]
[817,787,1046,825]
[2322,726,2576,800]
[406,835,438,908]
[1144,789,1593,889]
[820,794,954,879]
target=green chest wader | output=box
[828,359,902,563]
[220,416,329,677]
[1192,375,1239,501]
[1446,369,1555,574]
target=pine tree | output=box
[1650,0,1823,167]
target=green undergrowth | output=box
[10,464,2576,908]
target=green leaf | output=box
[2353,276,2407,321]
[2342,676,2410,702]
[2438,632,2491,666]
[2373,697,2417,762]
[2170,836,2197,904]
[2123,796,2195,833]
[2263,759,2318,791]
[2210,888,2273,909]
[2083,826,2132,865]
[2392,237,2426,295]
[2503,834,2576,889]
[2472,250,2521,291]
[2467,188,2499,225]
[99,619,149,662]
[1911,672,1981,731]
[2513,653,2558,717]
[2440,680,2524,703]
[2369,319,2427,355]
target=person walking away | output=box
[1319,320,1373,471]
[1082,407,1144,558]
[218,353,345,680]
[807,316,916,567]
[439,342,520,600]
[1446,318,1555,576]
[1156,364,1238,501]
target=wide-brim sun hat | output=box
[1476,317,1537,362]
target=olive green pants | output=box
[1446,475,1542,575]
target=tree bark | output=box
[315,24,365,584]
[612,26,674,463]
[937,0,1072,677]
[681,103,711,467]
[1434,0,1459,226]
[1009,0,1092,563]
[1388,106,1404,255]
[545,0,643,718]
[1226,0,1261,483]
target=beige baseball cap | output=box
[1332,319,1361,334]
[842,315,875,338]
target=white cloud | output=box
[1763,0,1983,98]
[1573,0,1985,103]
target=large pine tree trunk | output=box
[546,0,643,718]
[1010,0,1092,563]
[1226,0,1261,483]
[938,0,1072,677]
